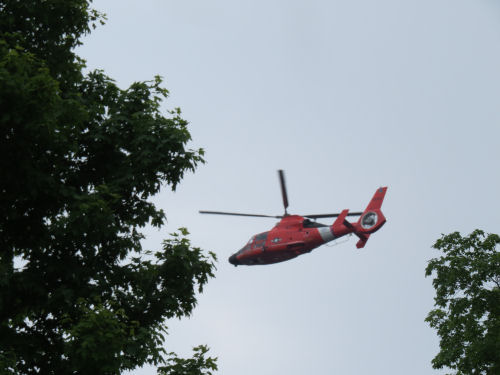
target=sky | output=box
[79,1,500,374]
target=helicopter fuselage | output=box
[228,215,327,266]
[200,170,388,267]
[229,189,387,266]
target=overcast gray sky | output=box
[79,1,500,374]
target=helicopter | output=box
[200,170,387,266]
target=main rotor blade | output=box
[278,169,289,213]
[199,210,282,219]
[304,212,363,219]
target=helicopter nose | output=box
[228,254,239,266]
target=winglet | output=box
[332,209,350,234]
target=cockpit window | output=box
[252,232,269,249]
[242,232,269,252]
[255,232,269,241]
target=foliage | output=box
[158,345,218,375]
[0,0,217,373]
[426,230,500,375]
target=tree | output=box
[158,345,218,375]
[0,1,217,373]
[426,230,500,375]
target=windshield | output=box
[255,232,268,241]
[247,232,269,244]
[241,232,269,253]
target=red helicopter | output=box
[200,170,387,266]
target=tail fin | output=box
[363,186,387,212]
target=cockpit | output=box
[238,231,269,254]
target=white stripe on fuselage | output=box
[318,227,335,242]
